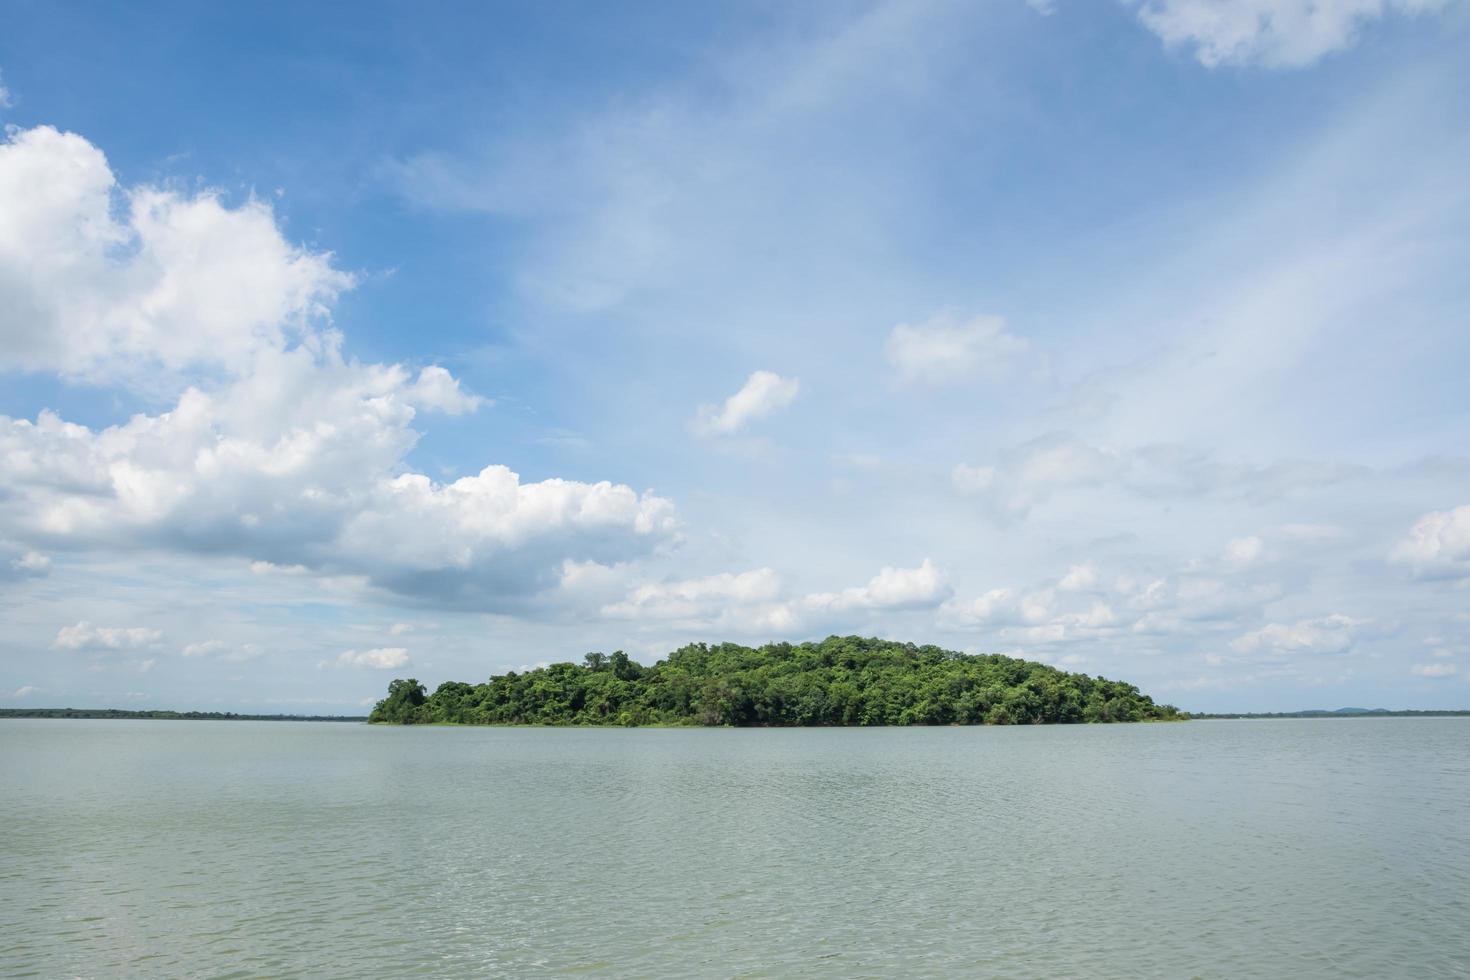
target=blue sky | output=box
[2,0,1468,713]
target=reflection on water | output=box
[2,719,1468,977]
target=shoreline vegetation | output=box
[370,636,1187,726]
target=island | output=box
[369,635,1185,726]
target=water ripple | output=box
[1,719,1468,977]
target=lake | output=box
[2,718,1467,978]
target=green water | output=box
[2,719,1467,978]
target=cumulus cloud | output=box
[1232,614,1366,655]
[690,370,800,437]
[0,125,353,384]
[337,647,410,669]
[884,312,1027,386]
[944,577,1116,639]
[406,365,487,415]
[54,621,163,651]
[12,685,39,698]
[0,124,677,610]
[1411,662,1458,678]
[1392,505,1470,578]
[941,587,1020,627]
[0,367,675,606]
[802,559,951,613]
[604,567,785,620]
[941,554,1287,654]
[1127,0,1451,69]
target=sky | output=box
[1,0,1468,714]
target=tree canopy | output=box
[369,636,1185,726]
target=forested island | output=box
[370,636,1185,726]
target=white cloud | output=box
[604,559,949,633]
[0,372,675,606]
[337,647,410,669]
[407,365,487,415]
[1128,0,1451,69]
[944,585,1120,646]
[604,567,784,619]
[1392,505,1470,577]
[884,312,1027,386]
[182,640,228,658]
[0,73,11,110]
[940,587,1018,627]
[12,686,38,698]
[250,561,309,576]
[1411,662,1458,678]
[387,622,415,635]
[748,559,952,632]
[0,125,354,384]
[801,559,951,613]
[942,554,1287,652]
[0,125,677,610]
[691,370,799,437]
[1232,614,1366,655]
[1058,563,1100,592]
[54,621,163,651]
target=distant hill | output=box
[370,635,1186,726]
[1192,708,1469,719]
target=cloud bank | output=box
[0,124,677,609]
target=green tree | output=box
[368,638,1189,727]
[369,678,428,724]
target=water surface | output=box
[2,719,1467,977]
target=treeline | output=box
[0,708,367,721]
[370,636,1186,726]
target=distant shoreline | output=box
[0,708,367,722]
[1191,710,1470,719]
[6,707,1467,723]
